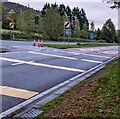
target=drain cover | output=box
[13,108,43,119]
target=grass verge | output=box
[37,58,120,118]
[0,48,7,53]
[45,43,118,49]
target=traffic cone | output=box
[41,39,44,47]
[37,38,41,47]
[33,39,36,46]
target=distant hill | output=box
[2,2,40,14]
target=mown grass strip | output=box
[46,43,118,49]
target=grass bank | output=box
[0,48,7,53]
[46,43,118,49]
[37,58,120,118]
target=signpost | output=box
[64,21,71,44]
[9,22,14,39]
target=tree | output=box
[42,7,63,40]
[59,4,66,17]
[17,9,35,34]
[95,28,101,40]
[7,10,17,23]
[72,17,80,38]
[101,19,116,43]
[41,3,50,16]
[35,15,43,34]
[90,21,95,31]
[103,0,120,9]
[81,23,89,39]
[1,5,9,29]
[79,8,89,30]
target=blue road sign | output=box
[90,33,94,40]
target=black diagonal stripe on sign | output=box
[10,23,13,27]
[65,22,69,27]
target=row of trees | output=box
[1,2,119,43]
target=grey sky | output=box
[8,0,118,30]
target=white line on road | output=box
[28,51,77,60]
[80,53,111,59]
[54,50,80,55]
[0,57,85,72]
[81,59,103,64]
[54,50,111,58]
[11,61,34,66]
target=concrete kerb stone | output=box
[33,94,58,107]
[54,87,70,95]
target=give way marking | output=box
[0,86,38,99]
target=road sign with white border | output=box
[64,21,70,28]
[9,22,14,29]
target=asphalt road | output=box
[0,40,118,112]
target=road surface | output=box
[0,40,118,112]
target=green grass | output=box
[2,29,22,34]
[46,43,118,49]
[89,59,120,117]
[0,48,7,53]
[37,58,120,118]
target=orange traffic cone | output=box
[37,39,41,47]
[41,39,44,47]
[33,39,36,46]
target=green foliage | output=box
[90,21,95,31]
[2,2,39,14]
[101,19,116,43]
[46,43,117,49]
[2,30,40,40]
[72,17,80,38]
[17,9,35,34]
[42,7,63,40]
[7,9,17,23]
[103,0,120,9]
[81,23,89,39]
[34,15,43,34]
[95,28,101,40]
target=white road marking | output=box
[54,50,110,58]
[28,51,77,60]
[0,86,39,99]
[80,53,110,58]
[0,57,85,72]
[81,59,103,64]
[11,61,34,66]
[54,50,80,55]
[11,62,24,66]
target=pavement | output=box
[0,40,119,117]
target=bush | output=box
[2,31,42,40]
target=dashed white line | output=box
[28,51,77,60]
[11,61,34,66]
[80,53,111,59]
[54,50,111,58]
[81,59,103,64]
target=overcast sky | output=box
[8,0,119,30]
